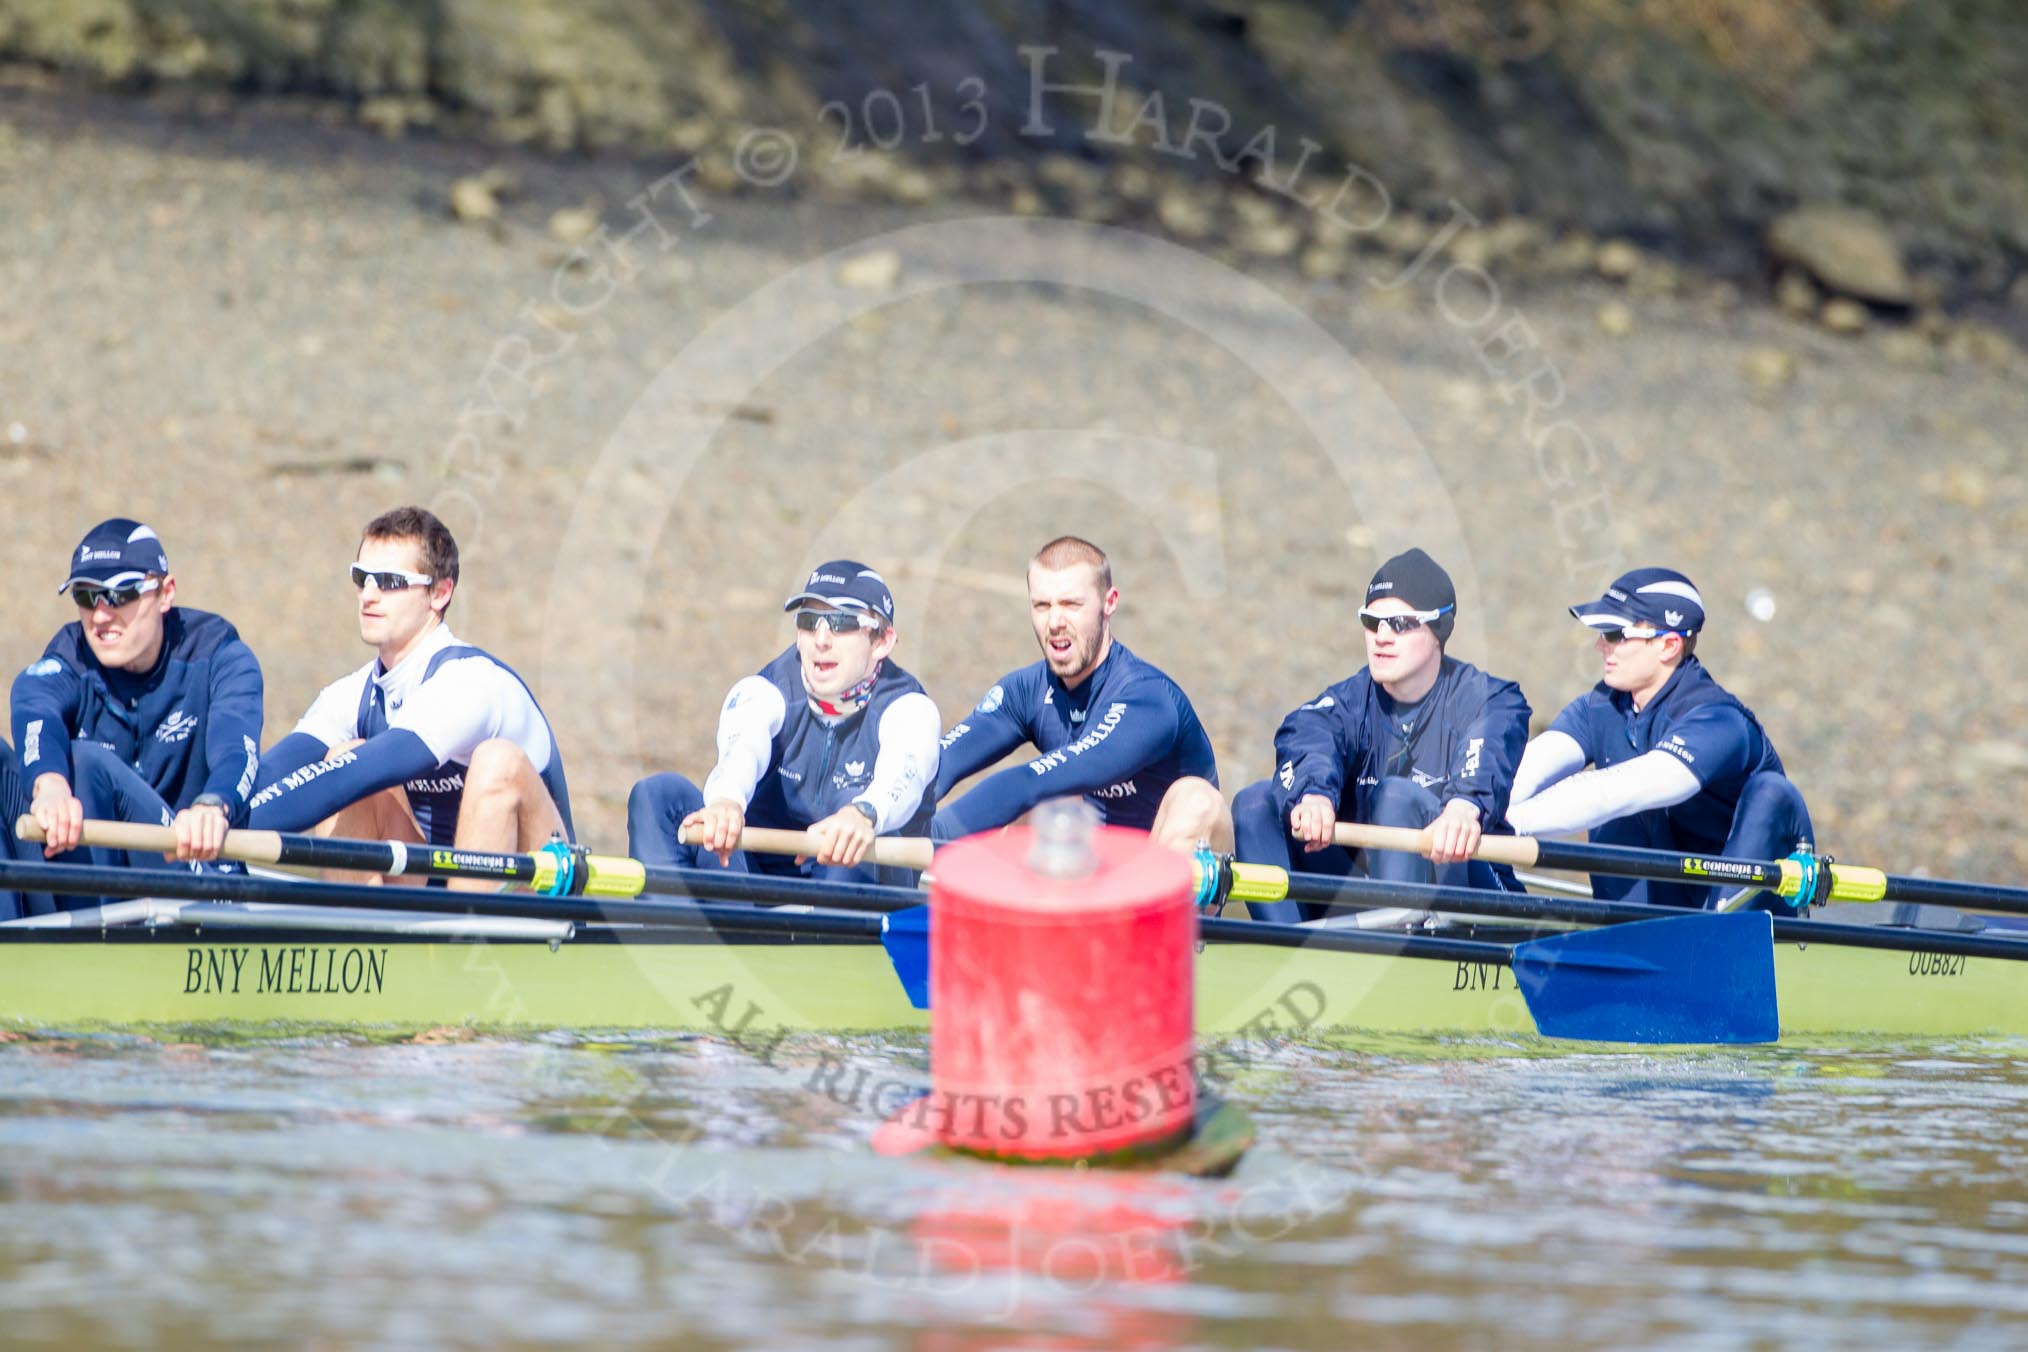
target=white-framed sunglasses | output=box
[793,608,882,634]
[1358,604,1452,634]
[1596,625,1678,645]
[349,565,434,592]
[70,577,163,610]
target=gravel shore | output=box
[4,82,2025,883]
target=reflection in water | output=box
[0,1031,2024,1347]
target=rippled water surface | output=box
[3,1029,2026,1349]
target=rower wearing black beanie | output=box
[1230,548,1532,919]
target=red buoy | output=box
[879,804,1197,1162]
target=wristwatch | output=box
[851,800,879,828]
[191,793,229,811]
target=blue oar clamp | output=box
[536,839,590,897]
[1781,850,1833,915]
[1191,846,1232,914]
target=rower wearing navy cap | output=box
[4,518,265,917]
[627,560,942,884]
[931,536,1227,852]
[246,507,573,878]
[1507,566,1812,908]
[1230,548,1531,921]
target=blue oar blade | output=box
[1512,911,1778,1044]
[879,905,932,1010]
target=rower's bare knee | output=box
[1152,776,1233,853]
[457,738,565,852]
[464,738,536,805]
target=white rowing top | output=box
[292,624,556,772]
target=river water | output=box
[2,1030,2024,1349]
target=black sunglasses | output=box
[71,579,160,610]
[794,609,879,634]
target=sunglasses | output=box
[1597,626,1674,645]
[1358,604,1452,635]
[349,565,435,592]
[70,578,161,610]
[793,609,881,634]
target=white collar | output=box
[374,624,459,700]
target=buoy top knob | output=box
[1026,797,1102,880]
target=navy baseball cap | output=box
[783,560,896,624]
[58,519,170,593]
[1569,567,1706,635]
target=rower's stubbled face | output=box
[1362,597,1441,690]
[1027,563,1117,687]
[795,605,896,702]
[354,537,446,655]
[79,575,174,672]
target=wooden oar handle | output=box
[14,815,287,865]
[679,822,935,873]
[1333,820,1541,869]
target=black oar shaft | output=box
[1274,871,1664,926]
[1263,866,2028,963]
[639,865,921,912]
[1877,872,2028,913]
[1528,839,1786,890]
[1337,819,2028,918]
[265,834,545,885]
[1532,843,2028,920]
[0,858,890,930]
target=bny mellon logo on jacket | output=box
[155,709,200,743]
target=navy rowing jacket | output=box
[1268,656,1530,830]
[1546,657,1785,853]
[10,608,265,824]
[932,641,1217,839]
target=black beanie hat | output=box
[1365,548,1456,644]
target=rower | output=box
[245,507,573,884]
[931,536,1227,853]
[628,560,940,884]
[1230,548,1531,921]
[1507,566,1812,908]
[3,518,265,918]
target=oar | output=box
[707,825,2028,956]
[1334,821,2028,919]
[0,855,891,941]
[708,827,1779,1042]
[13,817,924,914]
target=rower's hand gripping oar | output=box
[676,823,935,873]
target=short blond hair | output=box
[1029,536,1112,592]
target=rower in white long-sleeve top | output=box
[1508,566,1812,909]
[627,560,941,886]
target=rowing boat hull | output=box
[2,925,2021,1042]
